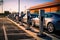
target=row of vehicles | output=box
[23,13,38,24]
[32,13,60,33]
[8,12,60,33]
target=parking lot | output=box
[0,18,36,40]
[0,0,60,40]
[7,13,60,40]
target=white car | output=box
[32,13,60,33]
[23,14,39,24]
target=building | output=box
[28,0,60,14]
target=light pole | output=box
[0,0,3,13]
[2,0,3,13]
[15,0,20,22]
[18,0,20,16]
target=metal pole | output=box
[2,0,3,13]
[0,0,3,13]
[16,0,20,22]
[18,0,20,16]
[20,11,23,26]
[26,11,31,30]
[1,0,3,13]
[24,5,26,13]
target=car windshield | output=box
[30,14,39,18]
[45,13,53,18]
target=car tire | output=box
[47,23,55,33]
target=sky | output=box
[0,0,53,13]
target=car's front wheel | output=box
[47,23,55,33]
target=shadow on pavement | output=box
[37,34,52,40]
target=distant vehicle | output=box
[23,14,39,24]
[8,13,18,20]
[8,14,15,19]
[32,13,60,33]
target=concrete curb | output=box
[7,18,44,40]
[7,17,60,40]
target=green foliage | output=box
[4,11,11,16]
[0,11,11,17]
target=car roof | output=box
[45,13,60,17]
[45,13,60,15]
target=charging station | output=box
[37,9,45,37]
[26,11,31,30]
[20,11,24,26]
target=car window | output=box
[30,14,38,18]
[45,14,53,18]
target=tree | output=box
[4,11,11,16]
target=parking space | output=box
[7,9,60,40]
[0,18,35,40]
[7,17,60,40]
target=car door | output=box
[44,14,53,28]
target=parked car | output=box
[32,13,60,33]
[23,14,39,24]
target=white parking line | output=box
[2,24,8,40]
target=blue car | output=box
[32,13,60,32]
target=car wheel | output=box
[47,23,55,33]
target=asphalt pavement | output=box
[0,17,35,40]
[0,17,60,40]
